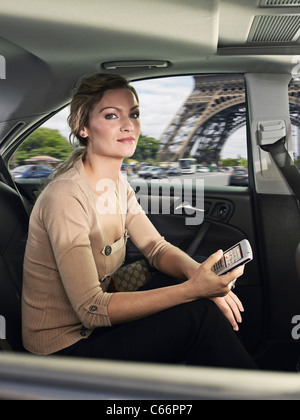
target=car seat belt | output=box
[0,155,30,216]
[258,120,300,202]
[0,155,17,191]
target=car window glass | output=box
[289,77,300,168]
[10,75,248,188]
[9,126,72,176]
[130,75,248,188]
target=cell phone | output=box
[212,239,253,276]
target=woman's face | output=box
[81,88,140,160]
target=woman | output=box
[22,73,256,369]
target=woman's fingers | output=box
[201,249,224,271]
[189,251,246,300]
[212,292,244,331]
[202,250,245,288]
[229,290,244,313]
[225,293,242,323]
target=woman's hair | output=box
[52,73,139,178]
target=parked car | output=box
[137,166,153,178]
[11,164,53,179]
[197,166,210,173]
[166,167,182,177]
[147,167,167,179]
[139,166,166,179]
[1,0,300,400]
[228,168,249,186]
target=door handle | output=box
[175,202,205,213]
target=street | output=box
[130,172,231,188]
[179,172,230,187]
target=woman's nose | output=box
[121,117,134,132]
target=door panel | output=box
[126,185,263,355]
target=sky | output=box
[42,75,248,160]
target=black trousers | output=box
[55,274,257,370]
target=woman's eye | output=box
[130,112,140,119]
[105,113,117,120]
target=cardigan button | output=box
[104,245,112,256]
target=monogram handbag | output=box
[108,259,153,292]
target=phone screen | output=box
[224,244,242,267]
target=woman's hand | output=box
[184,250,245,300]
[211,291,244,331]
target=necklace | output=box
[96,175,129,258]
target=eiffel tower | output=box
[159,74,300,164]
[289,81,300,134]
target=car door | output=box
[126,180,261,356]
[122,75,263,358]
[124,74,300,371]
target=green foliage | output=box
[13,128,247,170]
[14,128,73,165]
[130,134,160,163]
[222,157,248,168]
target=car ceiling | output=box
[0,0,300,154]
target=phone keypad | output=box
[224,248,240,267]
[213,258,225,274]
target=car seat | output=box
[0,179,28,351]
[296,243,300,279]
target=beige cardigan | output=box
[22,158,173,355]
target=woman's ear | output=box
[80,128,88,138]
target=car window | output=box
[9,75,249,187]
[131,75,248,188]
[9,127,72,176]
[289,77,300,169]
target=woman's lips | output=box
[117,137,135,144]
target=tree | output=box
[130,134,160,163]
[14,128,73,165]
[222,157,248,168]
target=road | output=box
[129,172,231,187]
[180,172,230,187]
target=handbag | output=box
[108,259,153,292]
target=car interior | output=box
[1,0,300,399]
